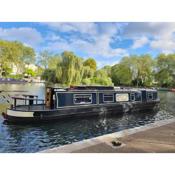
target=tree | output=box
[83,58,97,71]
[155,53,175,87]
[24,68,36,77]
[111,54,154,87]
[82,66,94,79]
[82,69,113,85]
[48,55,62,70]
[41,69,57,83]
[38,50,51,69]
[0,40,36,77]
[111,63,132,86]
[133,54,154,87]
[101,65,111,77]
[60,51,84,85]
[21,45,35,65]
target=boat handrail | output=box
[11,97,44,101]
[22,94,38,98]
[11,96,45,109]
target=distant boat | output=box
[0,78,27,84]
[2,85,160,123]
[158,87,175,92]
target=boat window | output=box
[116,93,129,102]
[74,94,92,104]
[135,93,142,101]
[147,92,153,100]
[103,94,114,102]
[130,93,135,101]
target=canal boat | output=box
[2,86,160,123]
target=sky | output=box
[0,22,175,68]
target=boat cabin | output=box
[45,86,158,109]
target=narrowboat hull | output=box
[2,100,160,123]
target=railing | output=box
[11,94,45,110]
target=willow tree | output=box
[48,54,62,70]
[82,69,113,86]
[60,51,84,85]
[82,66,94,79]
[83,58,97,71]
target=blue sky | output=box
[0,22,175,68]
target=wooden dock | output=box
[41,118,175,153]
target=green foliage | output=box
[38,50,51,69]
[83,58,97,71]
[60,51,84,85]
[111,64,132,86]
[1,38,175,88]
[9,74,24,79]
[155,53,175,87]
[0,39,36,77]
[24,68,36,77]
[82,66,94,78]
[101,65,112,77]
[82,69,113,85]
[41,69,57,83]
[1,64,13,77]
[35,66,44,76]
[48,55,61,70]
[111,54,154,87]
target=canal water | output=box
[0,83,175,153]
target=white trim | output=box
[56,92,59,108]
[7,109,34,117]
[73,94,92,105]
[103,93,114,103]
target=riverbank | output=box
[41,118,175,153]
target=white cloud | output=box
[0,27,43,46]
[44,22,128,58]
[150,38,175,54]
[132,36,149,49]
[45,35,128,58]
[43,22,98,35]
[124,22,175,37]
[125,22,175,53]
[45,33,61,41]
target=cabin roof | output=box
[48,86,157,93]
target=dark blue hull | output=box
[3,100,160,124]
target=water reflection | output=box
[0,83,175,152]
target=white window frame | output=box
[56,92,59,108]
[116,93,129,102]
[103,94,114,103]
[73,94,92,104]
